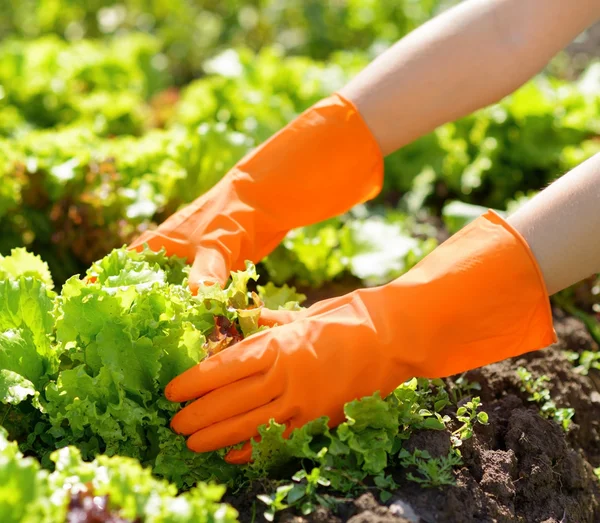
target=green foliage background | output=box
[1,1,599,287]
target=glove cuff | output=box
[363,210,557,383]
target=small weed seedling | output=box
[564,349,600,376]
[373,473,398,503]
[451,397,489,447]
[399,448,462,488]
[258,468,335,520]
[517,367,575,431]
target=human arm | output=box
[509,153,600,295]
[130,0,600,288]
[341,0,600,154]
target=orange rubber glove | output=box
[165,210,556,464]
[129,93,383,291]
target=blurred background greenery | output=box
[0,0,454,82]
[1,0,599,300]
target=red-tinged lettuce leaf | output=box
[205,316,243,357]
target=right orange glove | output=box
[165,210,556,464]
[129,93,383,291]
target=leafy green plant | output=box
[517,367,575,431]
[0,246,462,500]
[43,249,285,487]
[372,473,399,503]
[257,485,293,522]
[243,378,453,494]
[0,35,168,132]
[0,122,252,285]
[0,427,237,523]
[261,208,438,288]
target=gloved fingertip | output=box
[188,277,223,296]
[189,249,229,290]
[186,437,207,454]
[187,279,200,296]
[127,230,154,252]
[225,442,253,465]
[127,243,144,253]
[164,381,175,401]
[164,379,184,402]
[189,261,228,294]
[258,308,301,327]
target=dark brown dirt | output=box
[227,310,600,523]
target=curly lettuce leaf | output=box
[257,282,306,311]
[46,248,263,487]
[0,248,54,290]
[0,276,57,387]
[0,427,238,523]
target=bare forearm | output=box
[340,0,600,156]
[509,154,600,295]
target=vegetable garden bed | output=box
[2,246,599,523]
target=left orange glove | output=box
[129,93,383,291]
[165,211,556,465]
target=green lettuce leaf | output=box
[0,369,35,405]
[0,277,56,385]
[0,248,54,290]
[257,282,306,310]
[0,427,238,523]
[45,248,263,487]
[0,428,51,523]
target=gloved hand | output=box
[129,94,383,292]
[165,211,556,464]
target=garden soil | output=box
[225,310,600,523]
